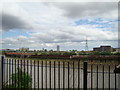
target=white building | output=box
[57,45,60,51]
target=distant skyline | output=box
[1,1,119,51]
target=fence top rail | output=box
[2,58,118,65]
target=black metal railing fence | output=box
[1,56,120,89]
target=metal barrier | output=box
[1,56,119,89]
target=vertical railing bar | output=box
[96,65,98,90]
[9,59,11,88]
[68,62,69,89]
[24,59,26,88]
[1,56,4,89]
[103,65,104,90]
[91,64,93,90]
[54,61,56,90]
[58,61,60,90]
[12,59,13,88]
[18,60,19,89]
[108,65,110,90]
[4,57,6,89]
[73,61,74,89]
[42,61,43,90]
[50,61,51,90]
[6,59,7,88]
[7,59,8,88]
[78,60,80,90]
[30,60,33,88]
[4,57,6,88]
[34,60,35,89]
[46,61,47,89]
[5,58,7,88]
[3,58,6,88]
[15,59,16,88]
[38,61,39,89]
[27,59,29,89]
[115,65,116,90]
[83,61,87,90]
[63,61,65,90]
[7,59,9,89]
[21,59,22,89]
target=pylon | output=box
[85,38,88,51]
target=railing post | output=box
[0,57,1,89]
[83,61,88,90]
[0,56,4,90]
[118,74,120,90]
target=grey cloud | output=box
[0,13,32,31]
[52,2,117,19]
[54,32,74,39]
[31,32,81,44]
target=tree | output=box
[49,49,53,52]
[5,68,32,88]
[44,49,47,52]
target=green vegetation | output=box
[5,68,32,88]
[78,51,120,56]
[2,49,120,56]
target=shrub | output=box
[5,68,32,88]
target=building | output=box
[57,45,60,51]
[93,47,100,52]
[100,46,113,52]
[114,48,120,52]
[2,49,15,52]
[19,48,29,52]
[93,46,113,52]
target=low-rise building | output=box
[93,46,113,52]
[19,48,29,52]
[93,47,100,52]
[100,46,113,52]
[114,48,120,52]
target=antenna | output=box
[85,38,88,51]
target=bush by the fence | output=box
[5,68,32,88]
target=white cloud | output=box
[1,0,119,2]
[2,36,118,50]
[1,2,118,50]
[2,23,118,49]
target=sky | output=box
[0,0,119,51]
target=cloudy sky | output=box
[0,1,119,51]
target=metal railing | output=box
[1,56,120,89]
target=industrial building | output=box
[93,46,113,52]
